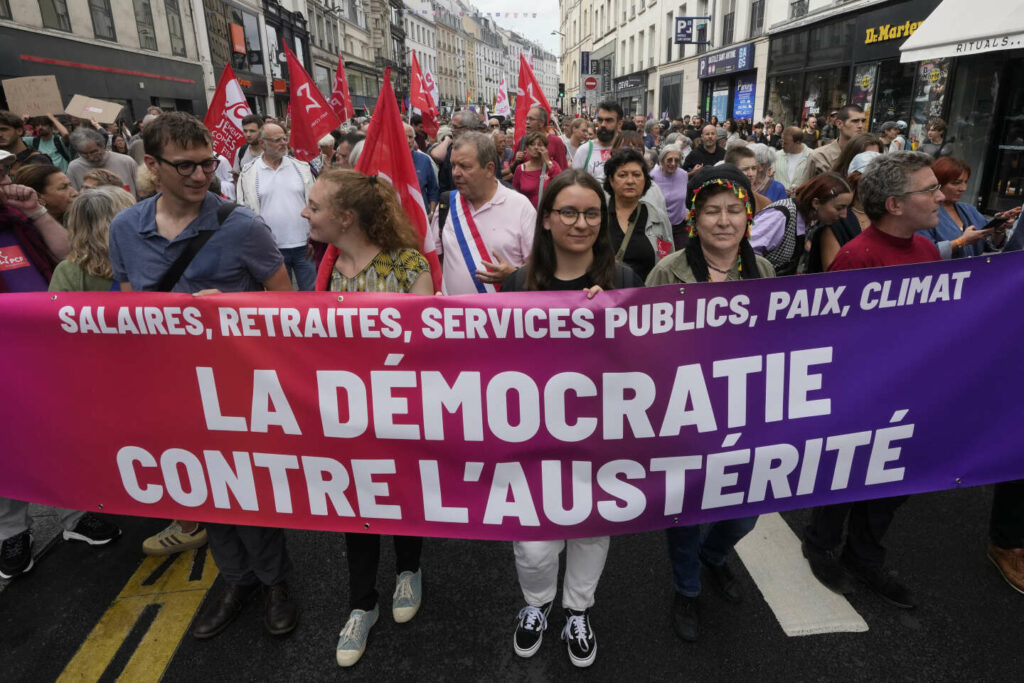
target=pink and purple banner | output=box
[3,254,1024,540]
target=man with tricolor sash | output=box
[430,132,535,295]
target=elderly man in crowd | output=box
[66,126,138,195]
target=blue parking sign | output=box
[674,17,693,44]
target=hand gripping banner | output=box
[3,255,1024,540]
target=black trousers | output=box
[991,479,1024,549]
[345,533,422,612]
[205,523,292,586]
[804,495,908,569]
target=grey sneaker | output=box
[392,569,422,623]
[336,605,379,667]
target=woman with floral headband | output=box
[645,165,774,643]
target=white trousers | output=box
[513,536,610,611]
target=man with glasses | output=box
[66,126,138,195]
[572,100,623,182]
[514,106,567,172]
[236,122,316,290]
[108,113,296,639]
[430,109,481,227]
[801,151,941,610]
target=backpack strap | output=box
[584,140,594,169]
[153,203,237,292]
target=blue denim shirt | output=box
[917,201,988,260]
[412,150,439,210]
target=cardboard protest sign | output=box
[1,75,64,118]
[65,94,123,124]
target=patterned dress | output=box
[328,248,430,293]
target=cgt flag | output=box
[285,45,341,162]
[329,54,355,123]
[423,67,440,116]
[494,76,511,117]
[514,53,551,148]
[203,64,252,162]
[315,68,443,293]
[409,51,439,137]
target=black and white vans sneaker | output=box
[0,530,34,580]
[62,513,121,546]
[561,608,596,668]
[513,602,552,658]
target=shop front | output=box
[765,0,941,130]
[615,72,647,117]
[659,72,684,120]
[697,42,757,124]
[588,42,616,114]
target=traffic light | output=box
[558,82,565,98]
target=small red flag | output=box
[514,53,552,148]
[202,64,252,162]
[316,69,442,293]
[329,55,355,123]
[284,45,340,162]
[409,52,439,137]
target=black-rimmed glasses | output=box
[552,207,603,226]
[153,155,219,176]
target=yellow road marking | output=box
[57,550,218,682]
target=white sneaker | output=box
[336,605,379,667]
[392,569,422,623]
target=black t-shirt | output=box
[503,263,644,292]
[681,145,725,172]
[609,204,656,282]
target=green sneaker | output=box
[392,569,422,623]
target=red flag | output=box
[409,52,439,137]
[514,53,552,148]
[316,69,442,293]
[329,55,355,123]
[202,64,252,162]
[284,45,340,162]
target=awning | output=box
[900,0,1024,62]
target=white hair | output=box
[749,142,775,169]
[318,134,335,148]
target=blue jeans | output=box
[666,516,758,597]
[280,245,316,291]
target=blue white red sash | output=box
[448,190,498,293]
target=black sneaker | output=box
[842,558,915,609]
[62,513,121,546]
[0,530,34,580]
[802,540,854,595]
[670,593,699,642]
[513,602,551,658]
[701,556,742,603]
[561,608,596,668]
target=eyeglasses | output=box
[551,207,603,226]
[154,155,219,176]
[894,183,941,197]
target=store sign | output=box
[698,43,754,79]
[864,20,924,44]
[616,76,644,92]
[580,51,590,75]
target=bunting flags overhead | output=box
[203,65,252,163]
[284,46,341,162]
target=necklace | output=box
[705,260,734,275]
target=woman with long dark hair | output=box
[645,166,774,644]
[504,169,642,669]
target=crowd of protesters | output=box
[2,95,1024,672]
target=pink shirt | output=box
[513,161,563,208]
[431,182,537,295]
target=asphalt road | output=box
[1,484,1021,682]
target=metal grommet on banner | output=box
[673,517,679,524]
[954,477,963,486]
[678,288,686,295]
[97,503,104,509]
[986,258,992,263]
[364,523,370,529]
[51,295,57,301]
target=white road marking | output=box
[735,512,869,636]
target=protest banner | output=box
[64,94,123,124]
[3,255,1024,540]
[1,76,63,118]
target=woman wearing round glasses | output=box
[502,169,643,669]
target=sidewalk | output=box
[0,504,66,595]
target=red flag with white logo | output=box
[284,45,340,162]
[514,53,551,148]
[202,64,252,162]
[329,55,355,123]
[315,69,442,293]
[409,52,439,137]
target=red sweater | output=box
[828,225,940,271]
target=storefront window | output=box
[944,59,1008,209]
[851,63,878,125]
[989,68,1024,211]
[711,78,730,122]
[767,74,804,127]
[909,58,950,148]
[802,66,849,123]
[230,8,264,76]
[808,19,853,67]
[871,60,916,132]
